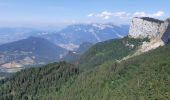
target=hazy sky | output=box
[0,0,169,27]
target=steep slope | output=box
[0,37,67,73]
[78,37,148,70]
[56,44,170,100]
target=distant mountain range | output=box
[0,37,67,73]
[40,23,129,50]
[0,24,129,50]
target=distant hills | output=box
[41,23,129,50]
[0,37,67,73]
[0,37,67,59]
[0,24,129,51]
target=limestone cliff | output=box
[129,17,170,52]
[129,17,170,43]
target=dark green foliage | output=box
[78,37,147,70]
[55,44,170,100]
[0,62,79,100]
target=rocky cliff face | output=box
[129,17,170,43]
[128,17,170,53]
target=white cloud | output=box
[88,13,94,17]
[133,12,146,17]
[88,11,165,20]
[96,11,113,20]
[152,11,164,17]
[133,11,165,17]
[88,11,130,20]
[113,12,131,18]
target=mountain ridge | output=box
[0,37,67,73]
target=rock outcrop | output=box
[129,17,170,43]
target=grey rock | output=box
[129,17,170,43]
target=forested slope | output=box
[78,37,148,70]
[0,62,79,100]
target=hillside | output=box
[56,44,170,100]
[0,41,170,100]
[0,37,67,73]
[0,62,79,100]
[78,37,148,70]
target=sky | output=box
[0,0,169,27]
